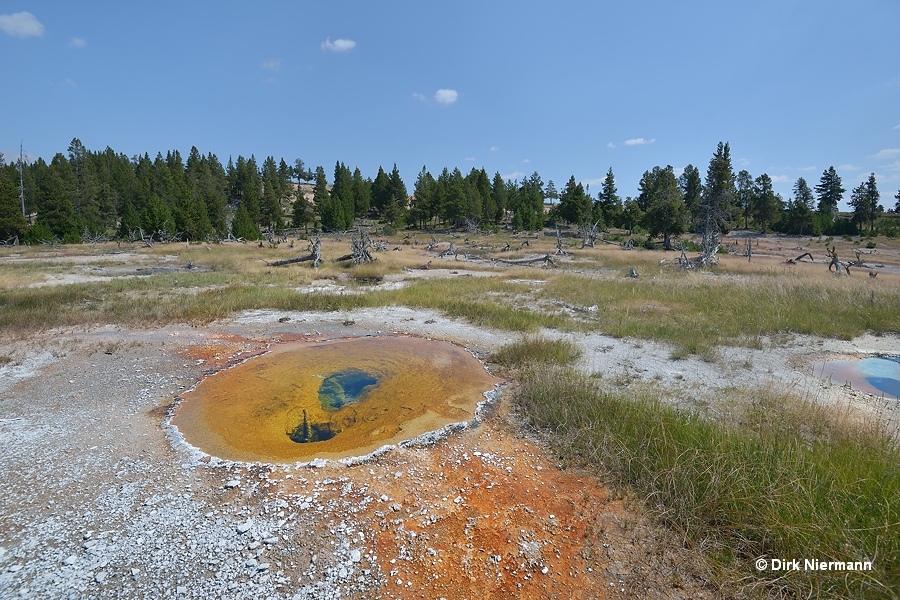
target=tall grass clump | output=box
[514,365,899,598]
[490,335,582,368]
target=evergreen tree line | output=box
[1,139,898,244]
[551,143,900,248]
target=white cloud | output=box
[735,157,750,167]
[837,164,859,171]
[606,142,616,149]
[489,146,500,153]
[871,148,900,161]
[0,11,44,37]
[69,37,86,48]
[502,171,525,181]
[261,58,281,71]
[893,124,900,130]
[798,166,816,171]
[521,158,530,164]
[321,38,356,53]
[583,178,604,187]
[434,88,458,106]
[623,137,655,146]
[414,88,459,106]
[465,157,475,161]
[770,175,791,184]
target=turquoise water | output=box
[318,369,379,409]
[817,356,900,398]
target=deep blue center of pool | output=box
[318,369,379,410]
[866,377,900,397]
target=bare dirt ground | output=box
[1,232,898,599]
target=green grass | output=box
[511,364,900,599]
[542,270,900,355]
[490,335,582,368]
[0,271,569,333]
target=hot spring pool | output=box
[170,336,500,462]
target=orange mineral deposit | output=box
[171,335,499,462]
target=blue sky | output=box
[2,1,898,210]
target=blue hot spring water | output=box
[318,369,379,410]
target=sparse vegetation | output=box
[511,364,900,599]
[2,226,899,599]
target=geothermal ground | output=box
[1,233,898,598]
[2,305,897,599]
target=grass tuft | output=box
[490,336,582,368]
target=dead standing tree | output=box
[580,220,601,248]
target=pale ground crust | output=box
[1,301,896,599]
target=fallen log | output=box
[785,252,814,264]
[493,254,558,267]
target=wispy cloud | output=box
[521,158,530,164]
[321,38,356,53]
[414,88,459,106]
[798,166,817,171]
[893,124,900,130]
[606,142,616,149]
[623,137,655,146]
[0,11,44,37]
[502,171,525,181]
[434,88,458,106]
[261,58,281,71]
[69,37,86,48]
[770,175,791,184]
[465,157,475,161]
[489,146,500,153]
[837,164,859,171]
[871,148,900,161]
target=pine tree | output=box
[597,167,621,227]
[230,203,259,240]
[558,175,591,227]
[848,173,882,233]
[751,174,781,234]
[384,164,408,226]
[351,168,371,217]
[491,173,508,222]
[678,164,702,231]
[260,156,285,232]
[783,177,815,235]
[815,166,844,220]
[411,166,437,228]
[702,142,736,231]
[330,162,355,228]
[371,167,391,216]
[0,176,28,240]
[639,166,688,249]
[544,180,559,205]
[735,170,754,230]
